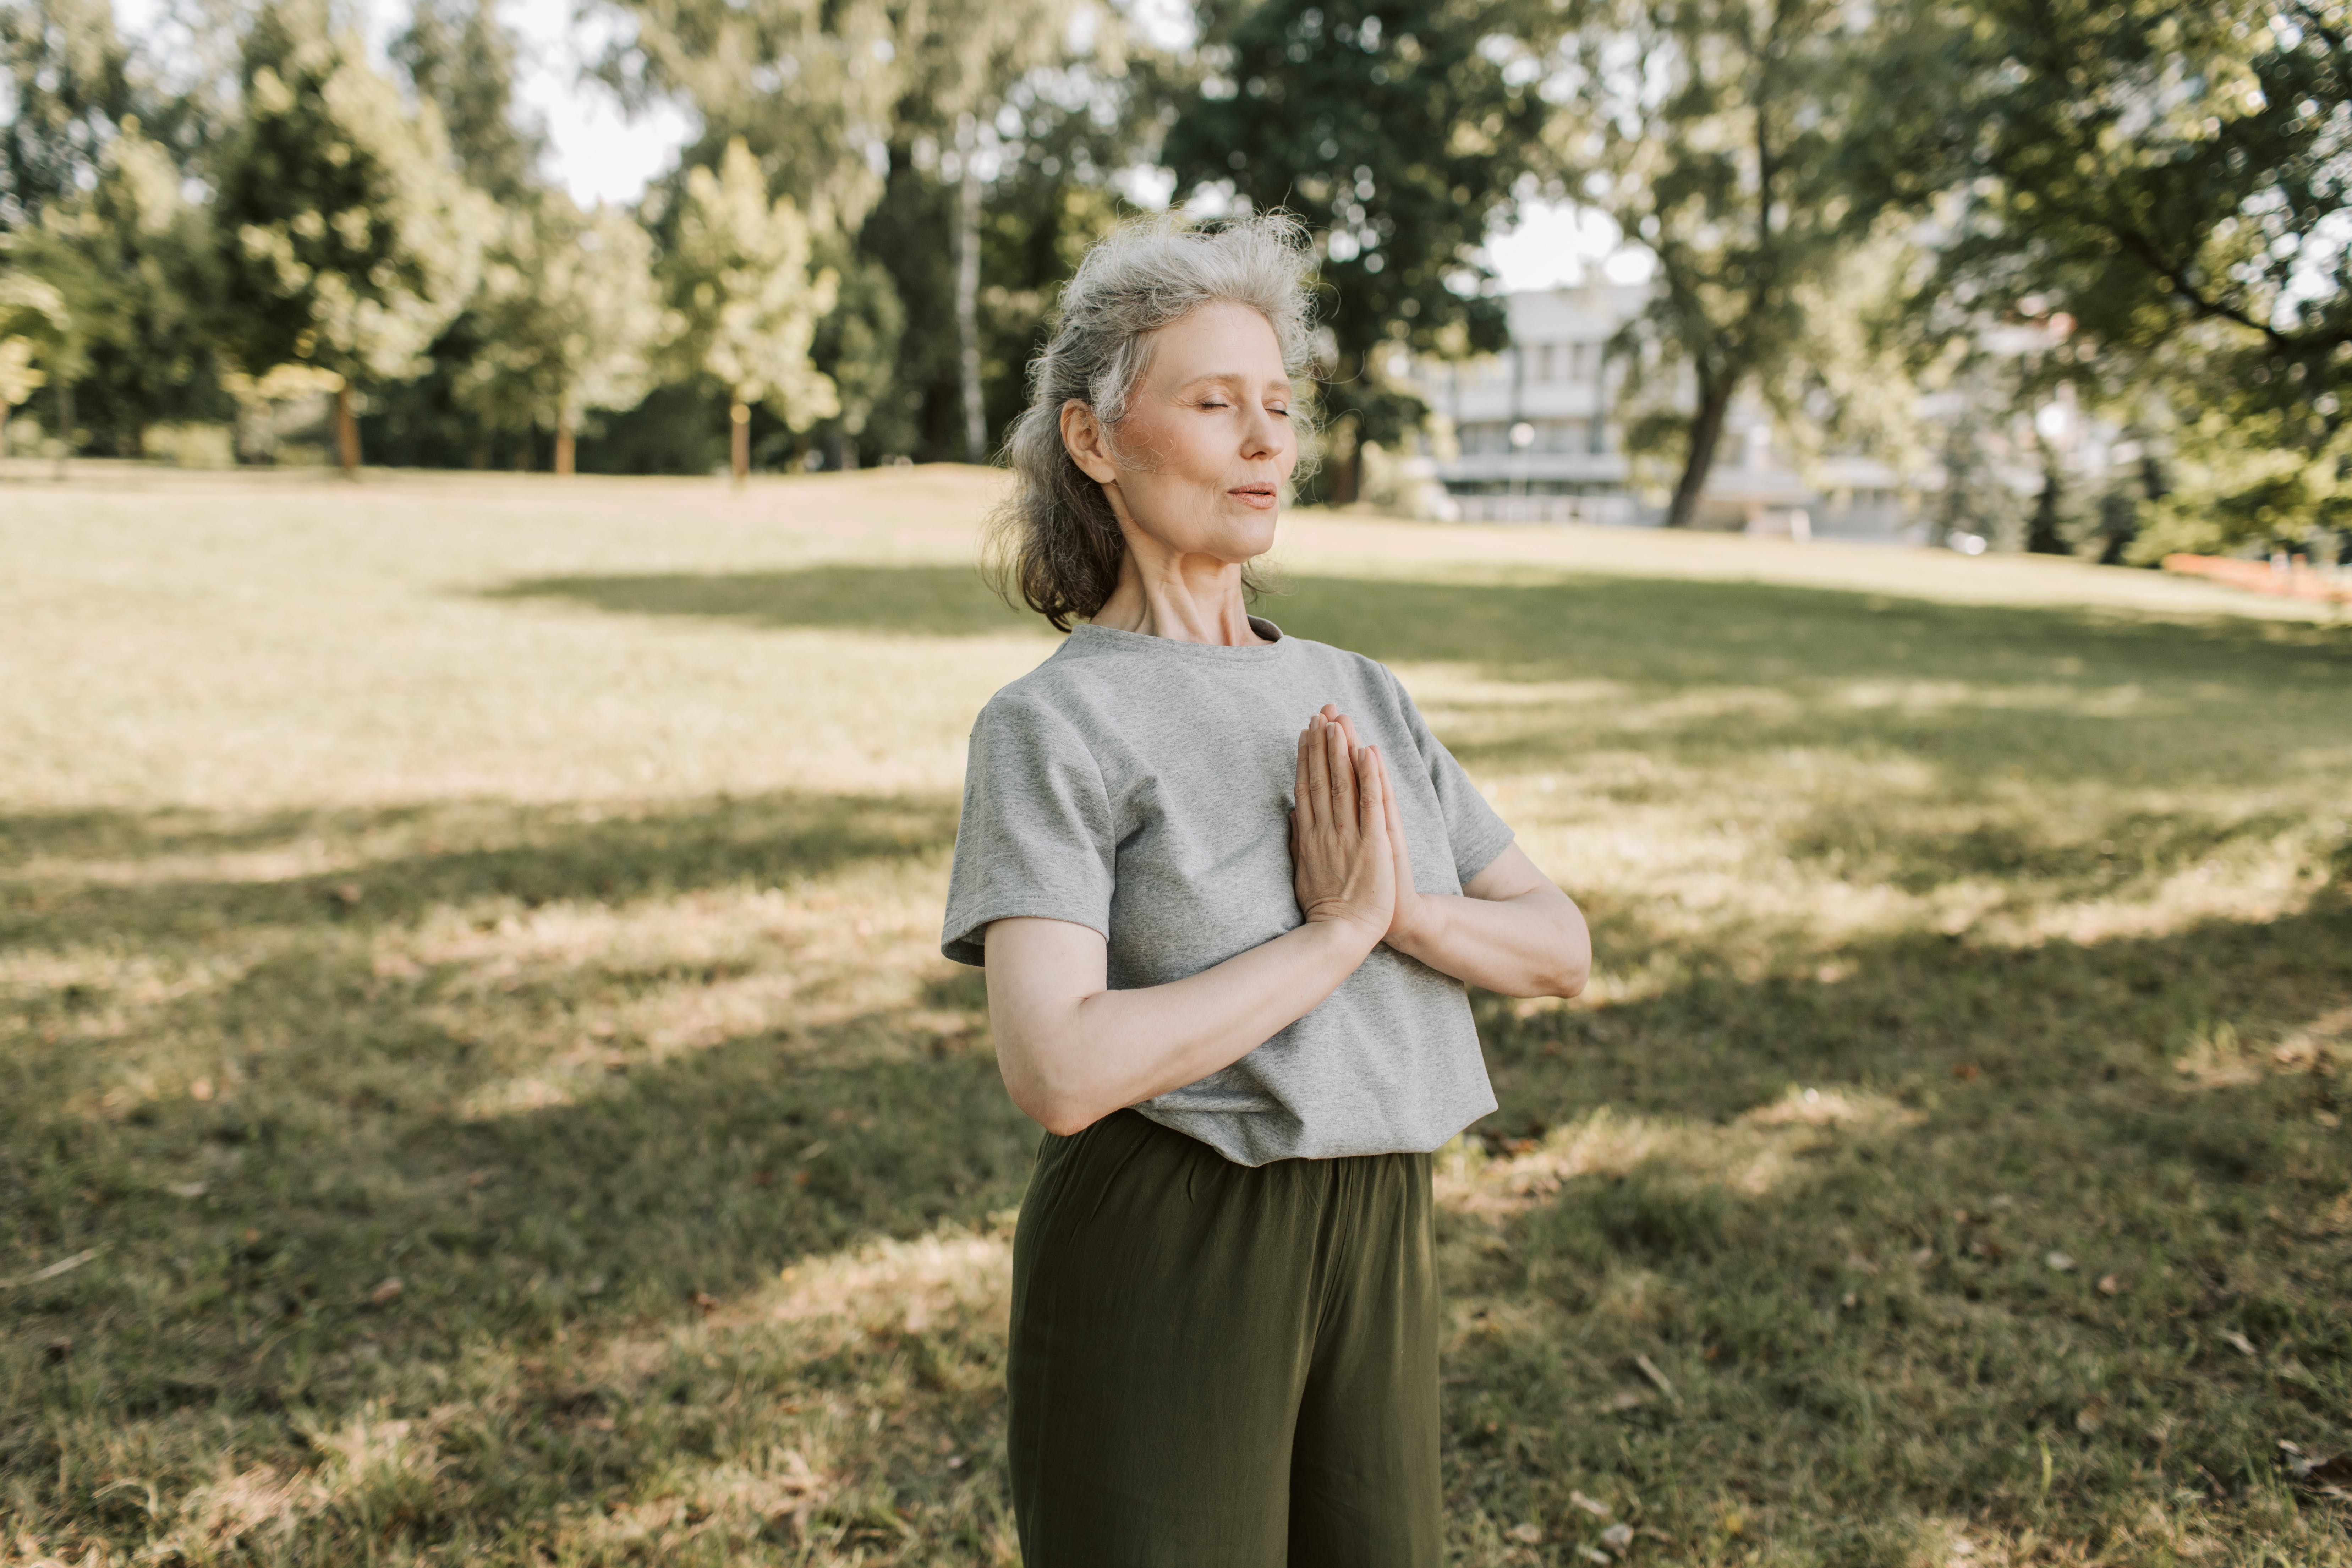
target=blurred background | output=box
[4,4,2350,1566]
[1,0,2347,565]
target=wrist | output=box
[1387,889,1442,954]
[1302,906,1386,959]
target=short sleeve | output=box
[1388,670,1516,884]
[939,694,1117,966]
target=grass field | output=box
[2,466,2348,1567]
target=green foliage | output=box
[389,0,548,205]
[1555,0,1877,527]
[13,121,227,453]
[665,136,839,429]
[212,0,485,389]
[1859,0,2352,550]
[0,0,135,228]
[1163,0,1550,451]
[458,195,666,439]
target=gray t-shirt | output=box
[941,616,1514,1166]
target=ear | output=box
[1059,399,1121,485]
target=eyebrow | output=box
[1171,373,1290,396]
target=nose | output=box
[1240,402,1285,462]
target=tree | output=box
[600,0,1082,463]
[18,121,223,455]
[0,264,66,454]
[1162,0,1559,501]
[665,136,839,482]
[1552,0,1873,528]
[1855,0,2352,554]
[0,0,134,229]
[459,196,666,474]
[212,0,484,473]
[389,0,548,204]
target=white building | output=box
[1406,284,1915,540]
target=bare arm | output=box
[1326,706,1590,999]
[984,712,1396,1136]
[1383,841,1591,999]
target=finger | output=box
[1356,742,1387,837]
[1332,710,1364,755]
[1303,719,1335,832]
[1296,724,1322,834]
[1325,718,1358,828]
[1380,745,1413,876]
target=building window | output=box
[1536,343,1556,383]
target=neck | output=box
[1089,523,1266,646]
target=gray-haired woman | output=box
[940,214,1590,1566]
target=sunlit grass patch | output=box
[2,470,2348,1563]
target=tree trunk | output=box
[555,413,576,477]
[335,382,361,476]
[730,398,751,486]
[955,113,986,465]
[2026,452,2068,555]
[53,376,73,479]
[1665,372,1734,529]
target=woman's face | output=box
[1063,300,1299,564]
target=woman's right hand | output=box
[1289,709,1396,944]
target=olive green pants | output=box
[1008,1110,1440,1567]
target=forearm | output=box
[991,917,1378,1136]
[1385,885,1590,998]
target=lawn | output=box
[2,466,2347,1567]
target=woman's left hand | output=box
[1318,705,1425,948]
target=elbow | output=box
[1021,1090,1104,1139]
[1002,1053,1107,1138]
[1544,922,1593,999]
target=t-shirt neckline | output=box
[1068,615,1289,662]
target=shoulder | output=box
[1277,633,1407,700]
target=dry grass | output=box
[2,466,2347,1565]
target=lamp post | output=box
[1510,420,1535,517]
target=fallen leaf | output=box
[2097,1273,2122,1295]
[1583,1551,1611,1565]
[2046,1250,2076,1272]
[1508,1522,1544,1544]
[691,1289,720,1316]
[2222,1329,2257,1357]
[1606,1389,1649,1411]
[190,1078,215,1101]
[369,1277,404,1305]
[1569,1490,1613,1518]
[1952,1063,1981,1082]
[945,1454,965,1470]
[1600,1521,1634,1551]
[165,1181,208,1199]
[2075,1398,2107,1434]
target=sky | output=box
[114,0,1650,293]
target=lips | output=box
[1229,483,1278,506]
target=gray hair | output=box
[986,212,1323,631]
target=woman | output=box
[941,214,1591,1566]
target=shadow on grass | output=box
[4,790,2347,1558]
[479,564,2352,795]
[483,563,1038,638]
[0,791,958,947]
